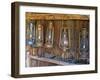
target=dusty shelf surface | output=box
[29,55,77,66]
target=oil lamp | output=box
[45,21,54,48]
[36,21,44,47]
[26,21,36,47]
[26,21,37,66]
[59,21,69,60]
[80,28,89,63]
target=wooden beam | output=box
[26,12,89,20]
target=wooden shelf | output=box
[29,55,74,66]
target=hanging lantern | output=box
[36,21,44,47]
[45,21,54,48]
